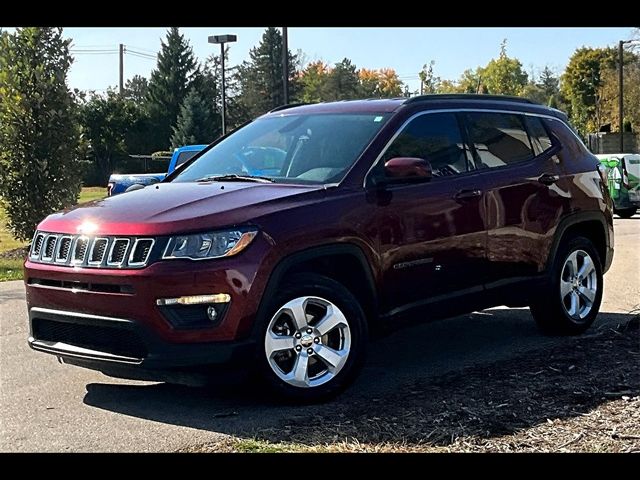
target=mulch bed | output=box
[0,246,29,260]
[189,315,639,452]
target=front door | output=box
[366,112,488,312]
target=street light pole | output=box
[282,27,289,105]
[208,34,237,136]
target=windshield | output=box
[172,113,389,185]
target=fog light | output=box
[156,293,231,306]
[207,305,218,322]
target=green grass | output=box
[0,187,106,281]
[0,258,24,282]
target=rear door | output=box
[462,111,565,285]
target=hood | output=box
[39,182,324,236]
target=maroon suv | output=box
[25,95,614,401]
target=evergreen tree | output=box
[236,27,298,118]
[322,58,360,100]
[537,66,559,100]
[170,89,218,147]
[0,27,81,240]
[123,75,149,104]
[146,27,199,150]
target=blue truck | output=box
[107,145,207,196]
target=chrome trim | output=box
[30,232,46,259]
[54,235,73,264]
[106,238,130,267]
[362,107,583,187]
[29,338,142,364]
[41,234,58,261]
[128,238,155,267]
[30,306,133,323]
[87,237,109,266]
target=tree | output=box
[322,58,360,100]
[377,68,403,97]
[146,27,199,150]
[560,47,616,134]
[598,53,640,132]
[170,89,219,147]
[79,90,141,185]
[0,27,81,241]
[123,75,149,104]
[418,60,441,94]
[236,27,298,119]
[299,61,330,103]
[480,40,528,95]
[358,68,380,97]
[538,66,560,100]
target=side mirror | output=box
[381,157,432,184]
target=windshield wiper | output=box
[196,174,274,183]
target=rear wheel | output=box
[616,208,637,219]
[256,273,368,402]
[530,236,603,335]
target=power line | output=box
[126,44,158,55]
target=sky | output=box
[6,27,637,93]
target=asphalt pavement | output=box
[1,217,638,452]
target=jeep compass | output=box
[25,95,614,401]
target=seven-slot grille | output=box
[30,232,155,268]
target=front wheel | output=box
[530,236,603,335]
[616,208,637,219]
[256,273,368,402]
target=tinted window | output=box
[175,150,200,167]
[382,113,473,177]
[524,116,553,155]
[465,112,534,168]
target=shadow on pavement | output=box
[82,309,639,447]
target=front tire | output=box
[255,273,368,402]
[530,236,603,335]
[616,208,637,219]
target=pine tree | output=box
[537,66,560,100]
[146,27,199,150]
[0,27,81,240]
[236,27,298,119]
[170,89,218,147]
[322,58,360,100]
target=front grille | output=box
[89,238,108,265]
[32,318,147,359]
[55,236,73,263]
[108,239,129,265]
[42,235,57,260]
[29,232,155,269]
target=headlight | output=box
[163,229,257,260]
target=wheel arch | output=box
[253,243,379,337]
[546,211,612,274]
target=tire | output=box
[255,273,368,402]
[530,236,603,335]
[616,208,637,219]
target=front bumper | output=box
[28,306,255,383]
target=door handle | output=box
[538,173,560,185]
[454,189,482,201]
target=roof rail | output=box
[404,94,536,105]
[268,103,310,113]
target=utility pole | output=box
[619,40,624,152]
[119,43,124,95]
[282,27,289,105]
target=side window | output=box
[382,113,474,177]
[465,112,534,168]
[523,116,553,155]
